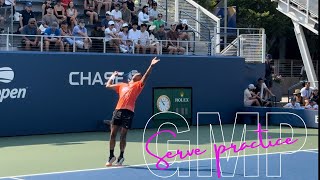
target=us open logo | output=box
[0,67,27,102]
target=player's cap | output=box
[248,84,256,90]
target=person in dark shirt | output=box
[176,19,190,49]
[265,54,273,88]
[167,22,185,55]
[21,18,39,50]
[126,0,137,24]
[101,11,112,28]
[90,22,105,52]
[19,2,35,32]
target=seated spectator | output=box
[176,19,191,49]
[301,82,314,101]
[111,3,123,31]
[72,19,92,49]
[118,23,132,53]
[96,0,111,15]
[149,25,159,54]
[136,23,155,54]
[90,22,105,52]
[84,0,98,25]
[60,0,71,10]
[19,2,35,32]
[244,84,261,106]
[149,2,158,21]
[101,11,112,28]
[121,1,131,24]
[293,89,304,105]
[310,88,319,104]
[283,97,301,109]
[66,1,78,29]
[255,77,275,106]
[21,18,39,50]
[138,5,150,26]
[128,22,140,45]
[153,13,165,31]
[43,22,64,51]
[60,21,73,52]
[305,100,318,110]
[147,0,153,11]
[155,24,167,53]
[54,0,67,23]
[42,0,52,16]
[42,5,58,28]
[104,21,120,53]
[167,22,185,55]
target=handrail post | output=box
[174,0,179,22]
[103,38,106,53]
[165,0,168,25]
[73,37,76,52]
[196,8,200,39]
[6,34,9,51]
[40,36,43,52]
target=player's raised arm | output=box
[105,71,119,90]
[141,57,160,86]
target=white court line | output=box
[300,149,319,153]
[9,177,24,180]
[0,148,317,180]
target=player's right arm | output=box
[105,71,120,91]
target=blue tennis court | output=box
[2,150,317,180]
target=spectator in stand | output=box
[138,5,150,26]
[60,0,71,11]
[54,0,67,24]
[90,22,105,52]
[265,54,273,88]
[60,21,73,52]
[42,5,58,28]
[42,0,52,16]
[136,23,154,54]
[72,19,92,49]
[301,82,314,101]
[305,100,318,110]
[155,24,167,52]
[66,1,78,30]
[153,13,165,31]
[21,18,39,50]
[310,88,319,104]
[101,11,112,28]
[283,97,301,109]
[147,0,153,12]
[84,0,98,25]
[118,23,132,53]
[121,1,131,24]
[126,0,136,23]
[244,84,261,106]
[96,0,111,15]
[111,3,123,31]
[176,19,190,49]
[43,22,64,51]
[19,2,35,32]
[299,66,307,81]
[128,21,140,52]
[255,77,275,106]
[293,89,304,105]
[149,25,159,54]
[167,22,185,55]
[149,2,158,21]
[105,20,120,53]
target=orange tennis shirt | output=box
[114,81,144,112]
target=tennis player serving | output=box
[105,57,160,166]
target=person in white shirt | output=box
[305,100,318,110]
[283,97,301,109]
[105,21,120,53]
[148,25,159,54]
[118,23,132,53]
[128,22,141,51]
[138,5,150,26]
[137,23,155,54]
[111,3,123,31]
[244,84,261,106]
[300,81,314,101]
[148,2,158,21]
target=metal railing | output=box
[0,33,211,55]
[273,59,319,77]
[239,34,266,63]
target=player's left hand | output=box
[151,57,160,66]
